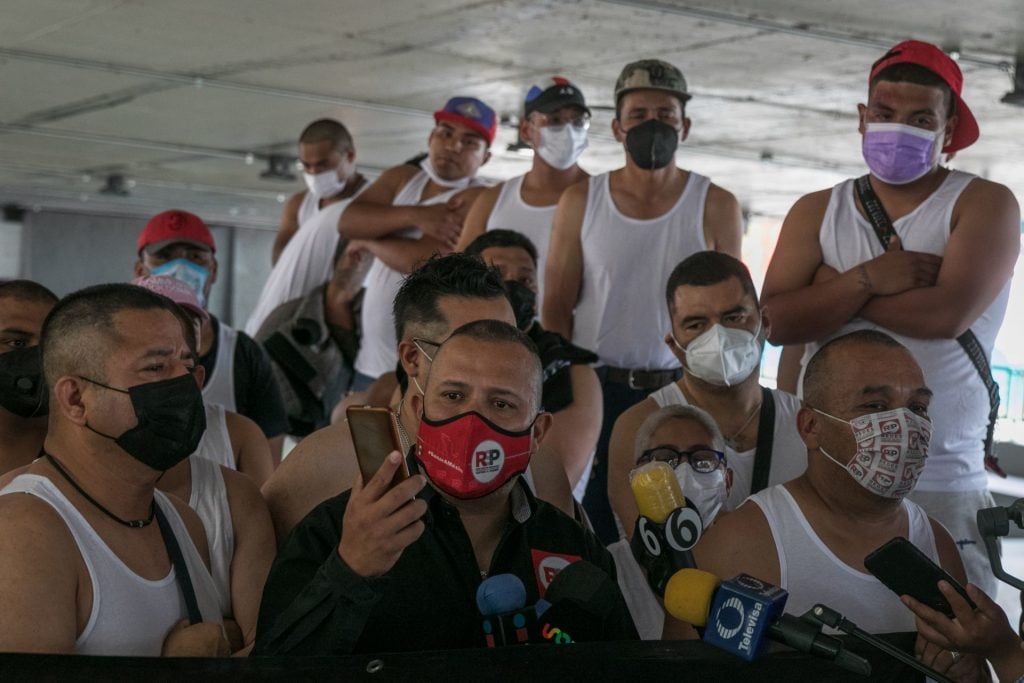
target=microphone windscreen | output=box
[476,574,527,615]
[630,461,686,524]
[664,568,721,627]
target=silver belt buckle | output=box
[628,369,640,390]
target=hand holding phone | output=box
[865,536,977,618]
[348,406,408,488]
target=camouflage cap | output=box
[614,59,690,105]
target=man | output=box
[135,209,289,462]
[609,404,731,640]
[456,77,591,299]
[262,253,573,541]
[244,118,367,337]
[0,280,57,475]
[543,59,743,543]
[609,252,806,541]
[692,332,972,651]
[761,39,1020,596]
[464,229,601,498]
[255,320,636,655]
[341,96,495,389]
[0,284,227,655]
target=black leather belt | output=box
[600,366,681,390]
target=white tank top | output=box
[573,172,710,369]
[0,474,221,656]
[814,171,1010,492]
[607,539,664,640]
[243,193,361,337]
[354,170,480,379]
[193,402,235,470]
[485,174,557,303]
[202,321,237,411]
[750,485,937,633]
[188,456,234,617]
[648,383,807,509]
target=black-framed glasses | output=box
[636,446,725,474]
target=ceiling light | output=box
[260,155,296,181]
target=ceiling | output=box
[2,0,1024,229]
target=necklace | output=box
[44,452,155,528]
[724,399,762,449]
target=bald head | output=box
[803,330,921,411]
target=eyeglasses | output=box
[636,446,725,474]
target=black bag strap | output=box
[853,175,1004,476]
[154,501,203,625]
[750,387,776,495]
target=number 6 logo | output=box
[665,505,703,552]
[637,517,662,557]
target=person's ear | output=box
[191,364,206,390]
[208,257,218,286]
[724,466,734,495]
[611,117,626,143]
[408,389,425,422]
[481,149,491,166]
[133,260,146,278]
[665,331,685,365]
[857,103,868,135]
[796,405,820,450]
[531,411,554,447]
[942,114,958,151]
[680,116,691,142]
[759,307,771,343]
[398,340,424,382]
[53,376,88,424]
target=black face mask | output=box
[82,373,206,471]
[624,119,679,170]
[504,280,537,331]
[0,346,47,418]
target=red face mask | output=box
[416,411,535,499]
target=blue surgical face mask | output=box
[150,259,209,308]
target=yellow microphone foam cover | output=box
[630,461,686,524]
[663,568,721,627]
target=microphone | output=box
[476,574,535,647]
[534,560,638,643]
[629,462,704,595]
[664,568,872,676]
[977,502,1024,592]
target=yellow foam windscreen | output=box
[663,568,721,627]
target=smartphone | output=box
[347,406,408,488]
[864,536,976,618]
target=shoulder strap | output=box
[154,502,203,625]
[750,387,776,495]
[854,175,897,250]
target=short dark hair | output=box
[299,118,354,152]
[438,319,542,408]
[0,279,58,306]
[392,253,507,341]
[869,64,955,118]
[41,283,188,387]
[803,330,907,409]
[463,229,538,266]
[665,251,757,314]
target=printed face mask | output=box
[862,122,943,185]
[675,319,762,387]
[81,373,207,471]
[624,119,679,170]
[536,123,589,170]
[0,345,47,418]
[416,410,534,499]
[150,259,210,308]
[504,280,537,331]
[815,407,931,500]
[303,168,347,198]
[675,463,728,525]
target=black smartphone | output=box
[347,406,408,489]
[864,536,976,618]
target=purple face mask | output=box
[862,123,942,185]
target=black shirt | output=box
[526,323,598,414]
[254,478,636,656]
[199,316,288,438]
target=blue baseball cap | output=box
[434,96,497,146]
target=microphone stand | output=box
[806,604,953,683]
[978,501,1024,638]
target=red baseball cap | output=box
[131,275,210,323]
[869,40,979,153]
[137,209,216,255]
